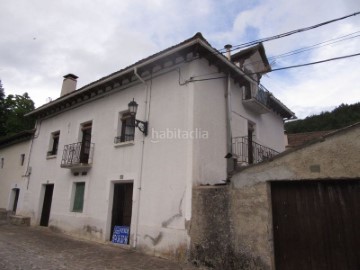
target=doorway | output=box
[110,183,133,242]
[80,122,92,164]
[247,122,255,164]
[11,188,20,213]
[40,184,54,227]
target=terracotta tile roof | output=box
[286,130,335,148]
[0,130,35,148]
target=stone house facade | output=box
[191,122,360,269]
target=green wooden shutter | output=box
[73,182,85,212]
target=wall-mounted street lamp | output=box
[128,98,148,136]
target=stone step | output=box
[0,208,8,221]
[9,215,31,226]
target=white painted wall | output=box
[17,55,287,260]
[0,140,30,213]
[20,63,195,259]
[231,81,286,152]
[191,59,228,185]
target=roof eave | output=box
[27,35,257,119]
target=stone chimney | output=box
[224,44,232,60]
[60,74,78,96]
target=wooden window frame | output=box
[48,131,60,156]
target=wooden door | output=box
[12,188,20,212]
[271,180,360,270]
[40,184,54,227]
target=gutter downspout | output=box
[134,67,146,85]
[133,66,148,248]
[224,45,234,180]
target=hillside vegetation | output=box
[285,102,360,134]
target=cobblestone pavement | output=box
[0,224,202,270]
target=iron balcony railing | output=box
[61,142,94,168]
[243,83,270,107]
[232,136,279,165]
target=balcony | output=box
[232,136,279,165]
[61,142,94,169]
[242,83,272,114]
[243,84,295,119]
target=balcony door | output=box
[248,122,255,164]
[80,122,92,164]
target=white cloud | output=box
[220,0,360,118]
[0,0,359,119]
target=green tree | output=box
[0,80,6,136]
[285,102,360,133]
[4,92,35,135]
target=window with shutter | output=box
[72,182,85,212]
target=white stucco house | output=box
[13,33,293,259]
[0,130,34,214]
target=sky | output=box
[0,0,359,119]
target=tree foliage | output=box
[285,102,360,133]
[0,80,6,136]
[0,80,36,137]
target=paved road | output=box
[0,224,201,270]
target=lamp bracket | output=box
[135,119,148,136]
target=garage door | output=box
[271,180,360,270]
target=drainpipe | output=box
[133,66,148,248]
[134,67,146,85]
[224,45,234,179]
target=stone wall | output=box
[190,124,360,270]
[190,185,272,270]
[190,186,232,269]
[229,183,272,270]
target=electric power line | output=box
[220,11,360,52]
[187,12,360,81]
[186,52,360,82]
[267,52,360,73]
[269,32,360,60]
[239,30,360,69]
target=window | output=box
[20,154,25,166]
[1,158,4,168]
[115,112,135,143]
[72,182,85,212]
[48,131,60,156]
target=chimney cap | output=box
[63,73,78,80]
[224,44,232,50]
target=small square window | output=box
[48,131,60,156]
[114,112,135,143]
[72,182,85,212]
[20,154,25,166]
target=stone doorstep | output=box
[9,215,31,226]
[0,209,7,220]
